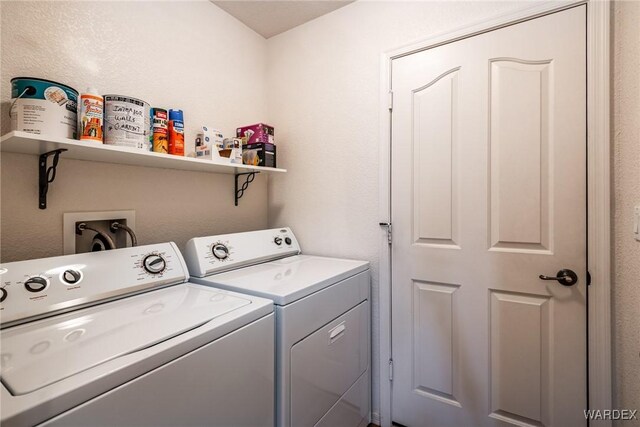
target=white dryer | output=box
[0,243,274,427]
[185,228,371,427]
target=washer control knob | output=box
[143,254,166,274]
[0,288,6,303]
[62,269,82,285]
[212,244,229,260]
[285,237,292,245]
[24,276,48,293]
[274,237,283,246]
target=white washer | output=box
[0,243,275,427]
[185,228,371,427]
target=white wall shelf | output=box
[0,131,285,208]
[0,131,286,175]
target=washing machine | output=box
[185,227,371,427]
[0,242,274,427]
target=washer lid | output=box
[197,255,369,305]
[0,283,252,395]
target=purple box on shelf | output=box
[236,123,274,145]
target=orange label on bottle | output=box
[168,120,184,156]
[79,94,104,142]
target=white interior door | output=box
[390,6,587,427]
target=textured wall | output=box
[0,1,269,261]
[265,0,538,417]
[612,0,640,417]
[2,0,638,420]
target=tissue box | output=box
[242,143,276,168]
[236,123,274,145]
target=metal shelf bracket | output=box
[39,148,67,209]
[235,172,259,206]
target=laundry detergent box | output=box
[236,123,274,145]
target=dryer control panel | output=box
[0,243,189,328]
[184,228,301,277]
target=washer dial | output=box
[0,288,6,303]
[274,237,283,246]
[143,254,166,274]
[212,244,229,260]
[24,276,48,293]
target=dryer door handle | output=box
[328,322,346,344]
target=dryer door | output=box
[290,300,369,426]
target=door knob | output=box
[539,269,578,286]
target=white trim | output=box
[384,1,584,60]
[378,49,392,427]
[586,0,612,423]
[370,411,381,426]
[377,1,611,426]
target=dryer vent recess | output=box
[63,210,136,254]
[75,219,138,253]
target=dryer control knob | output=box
[285,237,292,245]
[24,276,48,293]
[274,237,283,246]
[0,288,6,303]
[212,244,229,260]
[143,254,166,274]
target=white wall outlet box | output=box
[63,210,136,254]
[634,205,640,242]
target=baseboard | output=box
[370,412,381,425]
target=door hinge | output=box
[379,222,392,245]
[388,91,393,111]
[389,359,394,381]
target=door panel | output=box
[412,281,460,404]
[489,291,551,424]
[489,59,552,251]
[391,6,586,427]
[413,68,460,247]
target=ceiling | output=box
[212,0,354,38]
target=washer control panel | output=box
[0,242,188,328]
[184,227,301,277]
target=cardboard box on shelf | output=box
[236,123,274,146]
[242,143,276,168]
[195,126,224,160]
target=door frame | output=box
[377,1,611,426]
